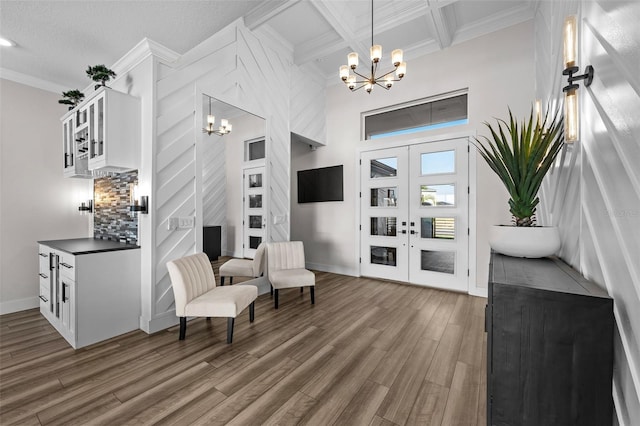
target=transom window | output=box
[363,93,468,140]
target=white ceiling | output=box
[0,0,537,92]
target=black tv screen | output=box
[297,165,344,203]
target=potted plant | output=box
[475,107,565,257]
[58,89,85,110]
[86,65,117,90]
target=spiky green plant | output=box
[474,108,564,227]
[86,65,116,88]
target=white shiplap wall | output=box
[142,19,300,332]
[536,1,640,423]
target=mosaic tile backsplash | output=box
[94,171,138,244]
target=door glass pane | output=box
[249,236,262,249]
[371,246,397,266]
[249,195,262,208]
[370,187,397,207]
[249,215,262,229]
[371,157,397,178]
[421,184,455,206]
[370,217,397,236]
[249,173,262,188]
[421,217,455,240]
[421,250,455,274]
[421,150,455,175]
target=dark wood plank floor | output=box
[0,261,487,425]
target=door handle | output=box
[39,253,48,257]
[39,273,48,279]
[410,230,416,235]
[401,230,407,234]
[62,283,67,302]
[39,295,48,303]
[60,262,73,269]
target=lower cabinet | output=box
[487,253,614,426]
[38,244,140,349]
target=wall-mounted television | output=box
[297,165,344,203]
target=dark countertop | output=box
[38,238,140,255]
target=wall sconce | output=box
[78,200,93,213]
[562,15,595,143]
[129,184,148,214]
[202,95,232,136]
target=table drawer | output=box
[59,254,75,280]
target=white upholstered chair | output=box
[219,243,266,286]
[266,241,315,309]
[166,253,257,343]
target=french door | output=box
[243,166,266,259]
[360,138,469,292]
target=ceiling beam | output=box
[424,1,456,49]
[308,0,370,65]
[244,0,301,30]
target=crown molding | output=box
[0,68,69,94]
[111,38,181,76]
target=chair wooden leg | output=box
[221,276,225,286]
[274,289,279,309]
[249,302,255,322]
[230,277,233,285]
[270,285,273,296]
[310,287,315,305]
[179,317,187,340]
[227,317,234,343]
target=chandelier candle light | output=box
[339,0,406,93]
[203,95,232,136]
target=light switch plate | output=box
[178,217,194,228]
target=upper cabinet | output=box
[61,87,140,177]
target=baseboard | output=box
[139,311,179,334]
[305,262,358,277]
[468,286,488,298]
[0,296,39,315]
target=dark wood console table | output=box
[487,253,613,426]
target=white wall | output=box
[535,1,640,422]
[291,20,535,292]
[0,79,91,314]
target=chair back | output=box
[252,243,267,277]
[267,241,306,273]
[166,253,216,316]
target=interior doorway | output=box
[359,137,469,292]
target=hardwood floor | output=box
[0,263,487,425]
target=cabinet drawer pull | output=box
[39,295,48,303]
[60,263,73,269]
[39,253,48,257]
[39,273,48,279]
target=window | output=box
[245,137,265,161]
[364,93,468,140]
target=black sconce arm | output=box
[562,65,594,92]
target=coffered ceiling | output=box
[0,0,537,92]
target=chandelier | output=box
[339,0,407,93]
[203,95,232,136]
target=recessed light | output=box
[0,37,16,47]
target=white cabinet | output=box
[61,87,140,176]
[37,243,140,349]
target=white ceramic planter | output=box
[489,225,561,258]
